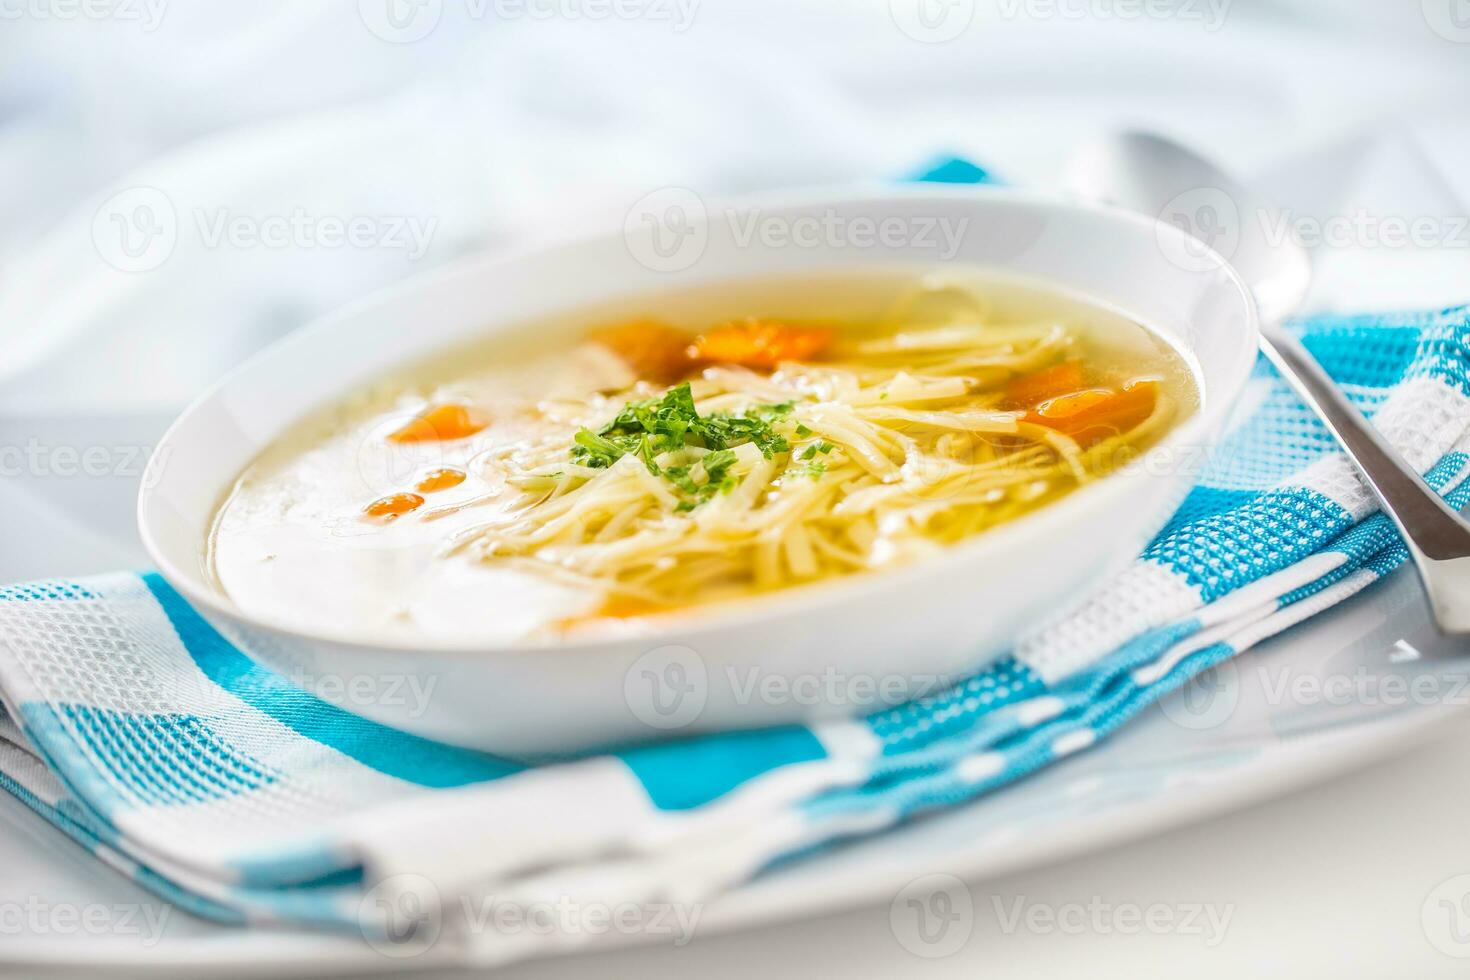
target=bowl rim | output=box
[137,183,1261,657]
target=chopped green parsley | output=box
[569,383,797,508]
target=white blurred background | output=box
[2,0,1468,414]
[3,0,1468,580]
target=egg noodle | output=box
[437,284,1176,610]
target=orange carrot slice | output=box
[1025,379,1158,448]
[387,405,487,444]
[588,319,697,383]
[594,595,665,619]
[690,318,833,371]
[1004,361,1086,408]
[554,594,670,633]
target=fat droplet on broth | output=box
[387,405,487,443]
[363,492,425,522]
[415,468,467,493]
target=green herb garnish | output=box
[570,383,796,507]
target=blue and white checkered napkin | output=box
[1,222,1468,959]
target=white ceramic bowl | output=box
[138,186,1258,755]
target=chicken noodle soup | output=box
[209,269,1197,643]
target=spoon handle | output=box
[1259,323,1470,633]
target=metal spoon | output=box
[1064,131,1470,633]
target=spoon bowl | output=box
[1066,130,1470,634]
[1063,131,1313,324]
